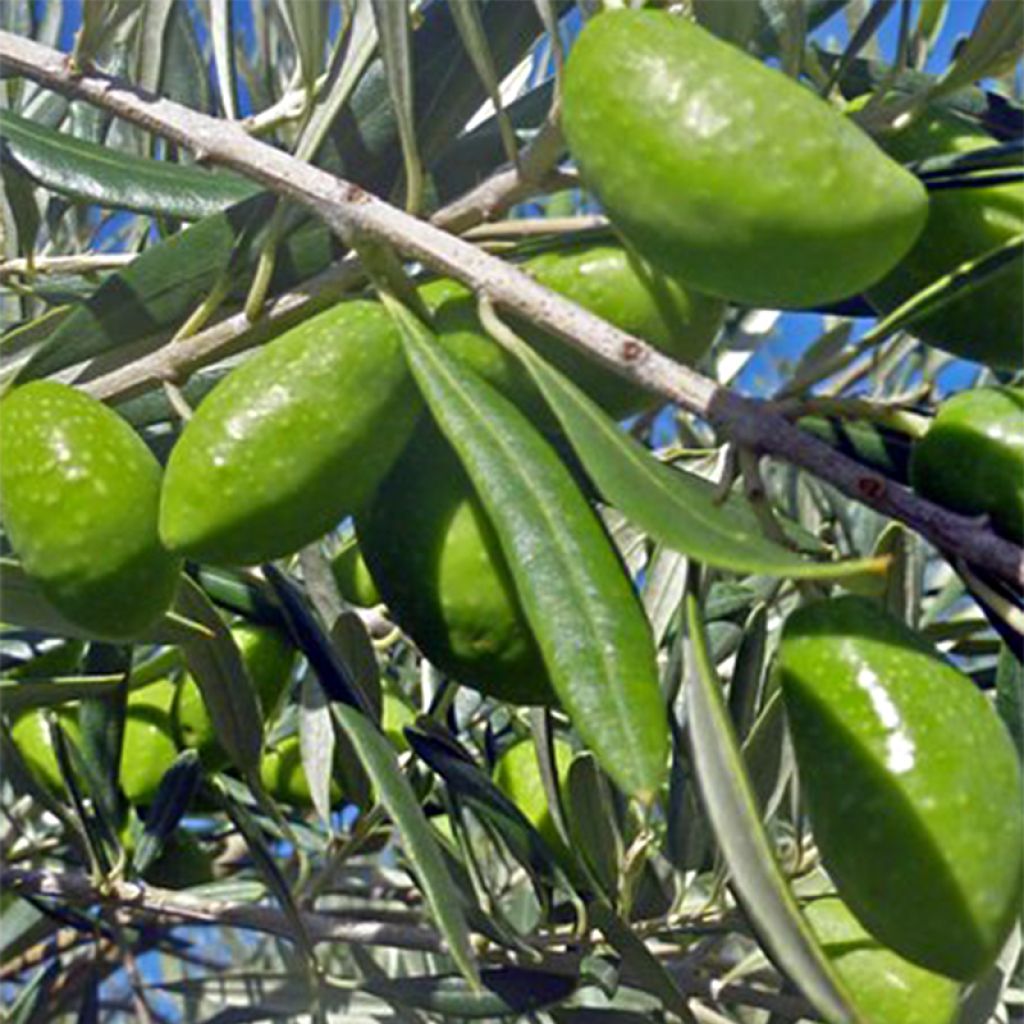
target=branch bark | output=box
[2,30,1022,587]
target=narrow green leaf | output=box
[995,644,1024,762]
[284,0,329,96]
[387,299,668,802]
[927,0,1024,102]
[0,677,123,713]
[175,575,264,775]
[449,0,521,167]
[209,0,240,120]
[15,192,273,382]
[0,160,40,261]
[136,0,176,94]
[298,673,336,829]
[565,753,622,899]
[133,748,201,874]
[502,325,887,582]
[371,0,423,212]
[727,603,768,741]
[683,586,862,1024]
[694,0,762,49]
[333,702,480,988]
[587,901,696,1022]
[0,109,258,218]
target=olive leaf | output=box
[498,321,889,582]
[0,109,259,219]
[683,584,863,1024]
[386,296,669,804]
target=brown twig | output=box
[1,30,1021,588]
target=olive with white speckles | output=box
[420,243,724,420]
[778,596,1022,981]
[355,425,556,706]
[159,300,420,566]
[910,386,1024,543]
[561,10,928,307]
[0,381,182,641]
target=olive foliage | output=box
[0,3,1022,1024]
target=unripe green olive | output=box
[779,596,1022,981]
[176,622,296,768]
[420,243,724,419]
[331,540,383,608]
[804,896,960,1024]
[910,386,1024,543]
[561,11,927,308]
[9,705,80,793]
[493,735,574,859]
[259,734,343,809]
[0,381,182,641]
[159,300,420,566]
[120,679,180,806]
[864,105,1023,369]
[355,426,556,706]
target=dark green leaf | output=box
[0,109,258,219]
[389,298,668,803]
[133,749,202,874]
[333,703,480,988]
[506,328,887,582]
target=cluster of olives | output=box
[0,8,1021,1017]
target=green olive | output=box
[910,386,1024,543]
[0,381,182,641]
[120,679,180,806]
[331,540,383,607]
[176,622,296,767]
[492,735,574,860]
[420,243,724,419]
[779,596,1022,981]
[804,896,960,1024]
[9,705,80,793]
[355,426,557,706]
[140,831,215,890]
[159,300,420,566]
[381,691,416,752]
[561,11,927,308]
[864,105,1023,369]
[259,734,343,809]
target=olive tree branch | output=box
[1,866,814,1018]
[1,30,1022,588]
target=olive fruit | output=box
[9,706,80,793]
[562,11,927,308]
[120,680,180,806]
[159,301,420,566]
[778,595,1022,980]
[420,243,724,419]
[0,381,182,641]
[176,622,296,767]
[493,735,573,858]
[260,734,343,809]
[910,386,1024,543]
[331,540,382,607]
[355,426,557,706]
[864,105,1023,369]
[804,896,960,1024]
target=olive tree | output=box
[0,2,1021,1022]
